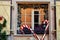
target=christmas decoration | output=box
[0,16,7,40]
[20,24,40,40]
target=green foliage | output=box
[0,18,7,40]
[0,23,3,32]
[0,31,7,40]
[3,19,7,27]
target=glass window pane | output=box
[21,15,25,22]
[26,15,31,22]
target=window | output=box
[17,4,49,34]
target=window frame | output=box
[15,3,49,35]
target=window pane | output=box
[26,15,31,22]
[25,8,32,15]
[21,15,25,22]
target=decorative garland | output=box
[0,16,7,40]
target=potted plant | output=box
[0,16,7,40]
